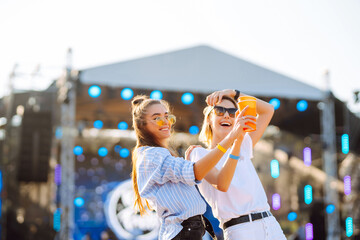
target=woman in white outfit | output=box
[187,89,286,240]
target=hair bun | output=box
[132,95,148,107]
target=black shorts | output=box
[172,215,205,240]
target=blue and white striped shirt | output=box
[136,146,206,239]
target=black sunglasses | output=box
[213,106,238,118]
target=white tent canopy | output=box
[80,45,323,101]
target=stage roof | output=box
[79,45,324,101]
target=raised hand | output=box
[185,145,202,160]
[230,106,257,139]
[206,89,235,106]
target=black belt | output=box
[223,211,272,230]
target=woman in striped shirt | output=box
[131,94,252,240]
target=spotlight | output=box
[303,147,312,166]
[73,146,83,155]
[88,85,101,98]
[120,148,130,158]
[270,160,280,178]
[269,98,281,110]
[305,223,313,240]
[344,175,351,195]
[94,120,103,129]
[53,208,61,232]
[121,88,134,100]
[272,193,281,210]
[98,147,108,157]
[287,212,297,221]
[0,170,3,193]
[118,121,128,130]
[346,217,353,237]
[189,126,199,135]
[181,93,194,105]
[55,127,62,139]
[341,134,349,154]
[74,197,85,207]
[297,100,308,112]
[54,165,61,186]
[326,204,335,214]
[304,185,312,204]
[150,90,163,100]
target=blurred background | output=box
[1,0,360,239]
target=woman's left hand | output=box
[206,89,235,106]
[185,145,202,160]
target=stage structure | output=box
[1,45,359,239]
[66,45,359,239]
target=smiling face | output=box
[144,103,172,144]
[209,99,238,141]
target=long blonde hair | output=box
[131,95,172,215]
[199,96,237,147]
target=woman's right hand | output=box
[185,145,202,160]
[230,106,257,140]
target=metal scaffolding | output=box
[321,70,340,240]
[57,49,76,240]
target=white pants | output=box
[223,216,286,240]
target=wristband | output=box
[216,144,227,153]
[229,154,240,160]
[234,89,240,101]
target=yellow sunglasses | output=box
[152,115,176,126]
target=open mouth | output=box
[160,127,169,131]
[220,122,232,127]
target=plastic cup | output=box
[237,96,257,132]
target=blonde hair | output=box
[131,95,173,215]
[199,96,237,147]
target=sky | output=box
[1,0,360,112]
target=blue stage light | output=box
[120,148,130,158]
[53,208,61,232]
[74,197,85,207]
[181,93,194,105]
[150,90,163,100]
[121,88,134,100]
[270,160,280,178]
[98,147,108,157]
[114,145,121,153]
[341,134,349,154]
[73,146,83,155]
[189,126,199,135]
[0,170,2,193]
[94,120,103,129]
[304,185,313,204]
[88,85,101,98]
[326,204,335,214]
[269,98,281,110]
[55,127,62,139]
[118,121,128,130]
[296,100,308,112]
[346,217,353,237]
[287,212,297,221]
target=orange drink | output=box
[237,96,257,132]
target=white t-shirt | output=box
[189,133,270,227]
